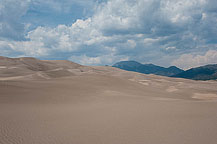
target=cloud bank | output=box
[172,50,217,69]
[0,0,217,67]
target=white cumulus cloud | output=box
[172,50,217,69]
[0,0,217,67]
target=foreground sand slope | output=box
[0,57,217,144]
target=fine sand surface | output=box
[0,57,217,144]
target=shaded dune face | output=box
[0,56,217,144]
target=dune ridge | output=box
[0,56,217,144]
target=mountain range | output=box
[113,61,217,80]
[0,56,216,81]
[113,61,184,77]
[172,64,217,80]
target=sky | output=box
[0,0,217,69]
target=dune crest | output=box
[1,56,217,144]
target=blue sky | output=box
[0,0,217,69]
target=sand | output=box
[166,86,178,92]
[0,57,217,144]
[192,93,217,100]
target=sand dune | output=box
[192,93,217,100]
[0,57,217,144]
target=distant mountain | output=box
[172,64,217,80]
[112,61,184,76]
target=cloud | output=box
[69,54,129,65]
[0,0,217,67]
[22,0,100,28]
[29,0,99,15]
[165,46,176,51]
[172,50,217,69]
[0,0,30,40]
